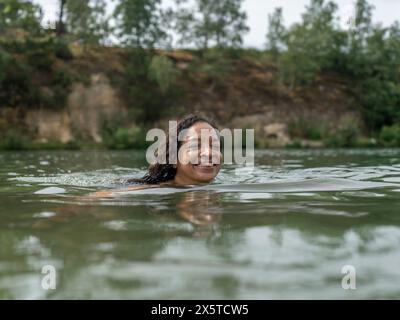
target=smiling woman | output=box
[87,114,222,198]
[132,113,222,185]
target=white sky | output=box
[33,0,400,48]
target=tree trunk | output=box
[56,0,66,36]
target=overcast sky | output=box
[34,0,400,48]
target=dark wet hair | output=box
[127,114,218,185]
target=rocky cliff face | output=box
[24,73,126,143]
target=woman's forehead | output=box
[191,121,215,131]
[183,122,219,140]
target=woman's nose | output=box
[199,146,212,164]
[199,146,220,164]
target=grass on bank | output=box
[1,123,400,151]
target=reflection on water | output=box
[176,191,222,227]
[1,149,400,299]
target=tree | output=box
[280,24,320,88]
[212,0,249,48]
[56,0,66,36]
[355,22,400,131]
[113,1,177,123]
[113,0,166,49]
[301,0,340,69]
[302,0,338,28]
[175,0,248,50]
[0,0,42,35]
[279,0,342,87]
[353,0,374,40]
[65,0,110,46]
[266,7,285,58]
[386,21,400,78]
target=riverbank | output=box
[1,39,399,150]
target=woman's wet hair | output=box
[127,114,218,185]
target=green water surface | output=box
[0,149,400,299]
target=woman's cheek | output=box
[187,150,200,165]
[212,151,222,165]
[177,147,191,165]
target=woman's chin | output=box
[192,165,219,182]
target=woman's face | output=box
[174,122,221,185]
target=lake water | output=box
[1,149,400,299]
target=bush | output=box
[0,36,75,109]
[379,124,400,147]
[25,39,73,70]
[192,48,233,82]
[325,124,360,148]
[0,130,27,150]
[53,40,73,60]
[148,55,179,94]
[40,68,74,108]
[28,140,81,150]
[0,55,41,107]
[280,49,319,88]
[0,50,10,82]
[122,50,182,123]
[357,79,400,132]
[27,48,54,71]
[102,122,149,150]
[288,118,328,140]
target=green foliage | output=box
[119,49,182,123]
[0,50,10,83]
[0,37,74,109]
[288,118,328,140]
[196,48,233,80]
[347,21,400,132]
[65,0,110,46]
[0,53,41,107]
[280,25,321,87]
[0,133,81,150]
[0,129,27,150]
[266,7,285,58]
[148,55,180,94]
[379,124,400,147]
[102,122,149,150]
[352,0,374,41]
[49,68,74,108]
[175,0,248,50]
[356,79,400,131]
[286,140,303,149]
[0,0,42,35]
[27,140,81,150]
[325,123,360,148]
[271,0,399,132]
[26,45,55,71]
[279,0,343,87]
[113,0,167,49]
[52,40,73,60]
